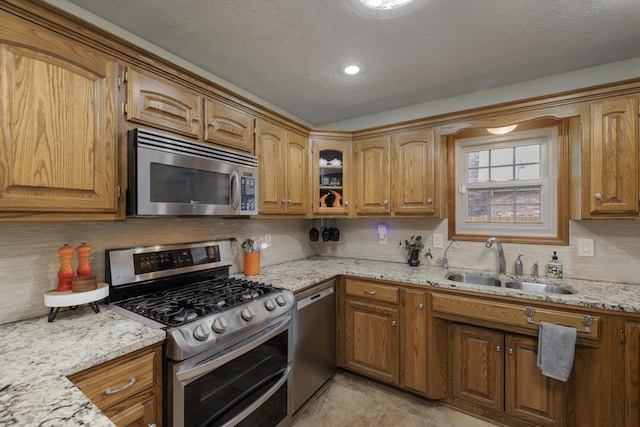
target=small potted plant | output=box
[400,235,432,267]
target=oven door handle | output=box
[217,365,291,427]
[175,316,291,383]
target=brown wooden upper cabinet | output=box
[256,119,308,215]
[353,128,438,217]
[391,128,437,216]
[312,136,353,216]
[204,98,254,153]
[354,136,391,215]
[0,11,119,220]
[582,95,639,218]
[125,67,203,139]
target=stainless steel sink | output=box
[504,281,573,294]
[446,273,574,294]
[446,273,502,287]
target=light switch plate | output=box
[433,233,444,249]
[578,238,595,257]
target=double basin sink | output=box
[446,273,573,295]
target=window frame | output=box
[447,117,570,245]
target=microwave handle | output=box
[230,171,240,211]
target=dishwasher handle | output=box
[296,286,334,310]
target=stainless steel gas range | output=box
[106,240,294,427]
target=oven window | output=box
[184,331,288,427]
[150,162,230,204]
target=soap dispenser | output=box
[547,251,563,279]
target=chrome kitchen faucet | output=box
[485,237,506,275]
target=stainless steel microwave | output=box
[127,128,258,216]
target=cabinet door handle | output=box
[391,321,397,327]
[508,348,514,355]
[383,199,388,205]
[194,115,201,123]
[344,200,349,206]
[208,120,216,127]
[418,303,424,310]
[363,290,376,295]
[427,198,433,204]
[496,346,501,352]
[104,377,136,395]
[594,193,602,200]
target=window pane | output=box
[492,203,514,222]
[468,150,489,167]
[468,189,489,222]
[491,148,513,166]
[516,163,539,180]
[516,188,541,222]
[515,145,540,163]
[469,168,489,183]
[491,166,513,181]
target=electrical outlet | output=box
[578,238,595,257]
[377,224,388,244]
[433,233,444,249]
[264,234,272,246]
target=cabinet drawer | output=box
[69,350,155,410]
[345,279,399,304]
[431,292,600,340]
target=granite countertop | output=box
[0,306,165,426]
[244,256,640,314]
[3,256,640,426]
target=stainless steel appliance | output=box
[106,240,293,427]
[292,279,336,413]
[127,128,258,217]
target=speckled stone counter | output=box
[242,256,640,314]
[0,306,165,426]
[3,256,640,426]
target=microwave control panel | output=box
[241,176,256,212]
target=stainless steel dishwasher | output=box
[292,279,336,413]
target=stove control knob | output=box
[275,295,287,307]
[193,324,210,341]
[264,299,276,311]
[241,306,255,321]
[212,317,228,333]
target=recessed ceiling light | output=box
[348,0,426,17]
[344,65,361,75]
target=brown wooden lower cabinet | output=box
[451,323,565,426]
[343,297,400,384]
[68,343,163,427]
[339,278,429,395]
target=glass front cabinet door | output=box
[312,137,351,215]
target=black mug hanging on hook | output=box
[332,219,340,241]
[321,219,331,242]
[309,219,319,241]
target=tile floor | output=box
[293,370,499,427]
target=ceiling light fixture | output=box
[344,65,361,75]
[348,0,426,18]
[360,0,415,10]
[487,124,518,135]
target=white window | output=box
[454,126,558,238]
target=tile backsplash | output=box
[2,217,639,324]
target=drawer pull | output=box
[363,290,377,295]
[104,377,137,395]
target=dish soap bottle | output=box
[547,251,563,279]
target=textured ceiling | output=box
[65,0,640,126]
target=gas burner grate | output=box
[116,277,281,326]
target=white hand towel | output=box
[536,321,577,382]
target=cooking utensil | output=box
[309,219,319,241]
[242,239,254,252]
